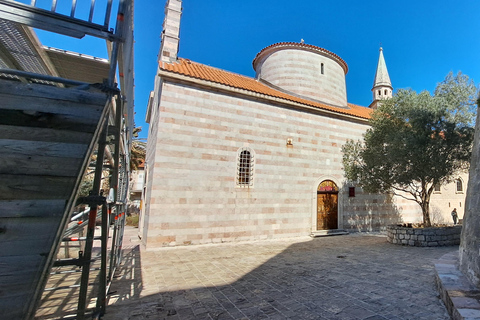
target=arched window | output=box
[384,89,388,95]
[378,90,381,96]
[321,63,324,75]
[456,179,463,193]
[236,147,254,187]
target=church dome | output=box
[252,42,348,108]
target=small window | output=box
[434,183,441,193]
[384,89,388,95]
[236,147,254,187]
[321,63,324,75]
[456,179,463,193]
[349,187,355,197]
[378,90,381,96]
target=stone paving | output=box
[104,227,453,320]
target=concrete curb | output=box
[435,251,480,320]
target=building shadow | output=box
[104,233,453,320]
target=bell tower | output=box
[370,47,392,109]
[159,0,182,63]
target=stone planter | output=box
[386,224,462,247]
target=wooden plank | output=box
[0,153,83,177]
[0,255,43,318]
[1,256,43,289]
[0,174,76,200]
[0,236,54,257]
[0,216,61,243]
[0,255,44,276]
[0,109,98,132]
[0,78,108,105]
[0,94,106,122]
[0,124,93,144]
[0,293,30,319]
[0,139,87,158]
[0,200,66,218]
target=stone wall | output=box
[387,225,461,247]
[459,109,480,287]
[141,79,405,248]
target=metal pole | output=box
[77,121,108,319]
[95,204,108,316]
[107,100,122,282]
[108,210,119,281]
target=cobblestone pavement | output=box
[104,228,453,320]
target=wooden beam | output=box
[0,139,87,158]
[0,174,76,200]
[0,200,65,218]
[0,217,60,252]
[0,153,83,177]
[0,109,98,132]
[0,124,93,143]
[0,78,108,104]
[1,94,105,123]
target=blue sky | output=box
[37,1,480,139]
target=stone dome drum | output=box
[253,42,349,108]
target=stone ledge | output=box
[435,251,480,320]
[310,229,349,237]
[387,225,461,247]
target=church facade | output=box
[140,0,467,248]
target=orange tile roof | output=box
[159,58,372,120]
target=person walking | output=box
[451,208,458,225]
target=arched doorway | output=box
[317,180,339,230]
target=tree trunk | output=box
[421,181,432,227]
[422,200,431,227]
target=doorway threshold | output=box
[310,229,349,237]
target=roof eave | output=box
[158,68,370,123]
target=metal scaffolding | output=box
[0,0,134,319]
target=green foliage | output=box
[126,214,139,227]
[342,72,476,226]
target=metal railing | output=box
[0,0,122,39]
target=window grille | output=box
[456,179,463,192]
[236,148,254,187]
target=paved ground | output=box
[104,227,453,320]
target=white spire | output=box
[373,47,391,88]
[371,47,392,109]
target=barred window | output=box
[236,148,254,187]
[456,179,463,193]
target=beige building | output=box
[140,0,467,248]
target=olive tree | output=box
[342,72,476,226]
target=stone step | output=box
[310,229,349,238]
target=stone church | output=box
[140,0,468,248]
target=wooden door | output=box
[316,180,339,230]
